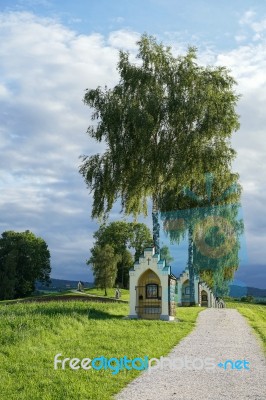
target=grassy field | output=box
[227,302,266,352]
[0,288,129,305]
[0,300,201,400]
[83,287,130,301]
[0,290,82,304]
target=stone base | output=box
[160,315,175,321]
[128,314,138,319]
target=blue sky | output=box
[0,0,265,288]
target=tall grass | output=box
[0,301,201,400]
[227,302,266,352]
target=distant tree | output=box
[0,230,51,300]
[116,249,133,289]
[0,248,17,300]
[88,244,120,296]
[240,295,253,303]
[91,221,152,287]
[160,245,174,265]
[93,221,152,258]
[130,222,153,260]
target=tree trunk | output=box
[152,195,160,254]
[188,224,195,305]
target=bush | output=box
[240,295,254,303]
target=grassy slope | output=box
[0,290,80,304]
[0,288,129,305]
[84,288,130,301]
[0,301,201,400]
[227,302,266,352]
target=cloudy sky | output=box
[0,0,265,288]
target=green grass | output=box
[0,301,201,400]
[0,288,129,305]
[84,287,130,301]
[227,302,266,352]
[35,290,75,296]
[0,290,76,304]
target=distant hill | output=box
[230,285,266,298]
[35,278,94,291]
[35,280,266,297]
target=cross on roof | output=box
[147,257,151,265]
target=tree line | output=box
[0,223,165,300]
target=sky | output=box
[0,0,265,288]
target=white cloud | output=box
[251,18,266,33]
[0,11,141,281]
[111,16,125,24]
[239,10,256,26]
[0,83,10,98]
[0,10,265,287]
[239,9,266,36]
[214,35,266,279]
[235,34,246,43]
[108,29,140,50]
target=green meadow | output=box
[1,297,265,400]
[0,300,201,400]
[227,302,266,352]
[83,287,130,301]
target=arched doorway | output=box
[201,290,208,307]
[136,269,162,319]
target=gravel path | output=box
[115,309,266,400]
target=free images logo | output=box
[217,359,250,370]
[54,354,149,375]
[54,354,250,374]
[161,173,243,261]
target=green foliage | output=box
[116,249,132,288]
[0,301,202,399]
[161,172,243,298]
[240,295,254,303]
[0,230,51,300]
[80,33,241,300]
[90,221,152,288]
[80,34,240,220]
[93,221,152,258]
[130,222,153,259]
[160,245,174,265]
[88,244,120,295]
[0,248,17,300]
[193,202,244,297]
